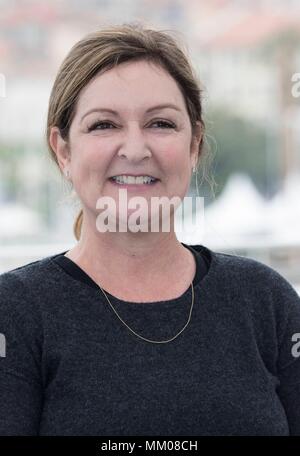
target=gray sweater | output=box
[0,243,300,436]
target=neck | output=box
[67,210,192,291]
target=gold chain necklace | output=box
[98,282,195,344]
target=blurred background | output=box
[0,0,299,294]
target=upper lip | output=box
[110,174,159,179]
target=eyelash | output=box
[87,119,176,132]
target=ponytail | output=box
[73,209,83,241]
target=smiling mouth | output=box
[109,176,159,185]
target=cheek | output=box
[71,139,111,173]
[160,136,191,168]
[162,153,190,180]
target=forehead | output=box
[75,60,187,115]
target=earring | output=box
[192,165,196,173]
[65,169,70,179]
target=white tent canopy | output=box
[266,172,300,244]
[176,172,300,247]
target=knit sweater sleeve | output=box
[275,277,300,435]
[0,271,43,435]
[220,252,300,436]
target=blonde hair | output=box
[46,22,211,241]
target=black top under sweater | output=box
[0,242,300,436]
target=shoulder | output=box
[191,243,300,314]
[0,251,66,287]
[0,252,66,317]
[214,249,298,297]
[193,243,297,292]
[192,245,300,353]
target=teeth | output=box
[111,175,156,184]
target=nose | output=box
[117,123,152,162]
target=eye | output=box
[87,119,176,132]
[87,121,116,132]
[150,120,175,129]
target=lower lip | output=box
[109,178,159,191]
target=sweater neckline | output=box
[50,243,213,306]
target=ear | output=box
[49,126,70,173]
[190,121,203,168]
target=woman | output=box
[0,23,300,436]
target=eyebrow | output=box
[80,103,182,123]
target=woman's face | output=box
[51,59,201,231]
